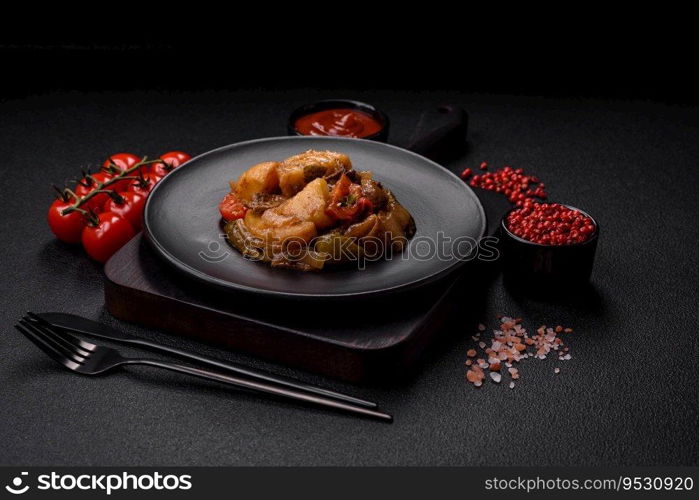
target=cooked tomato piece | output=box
[219,192,248,221]
[326,174,373,221]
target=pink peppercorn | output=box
[506,203,595,245]
[469,165,548,206]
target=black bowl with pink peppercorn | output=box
[499,203,599,285]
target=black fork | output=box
[15,319,392,422]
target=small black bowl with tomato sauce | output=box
[288,100,389,142]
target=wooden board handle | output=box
[404,104,468,162]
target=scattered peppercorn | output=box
[506,203,595,245]
[460,167,472,179]
[469,165,548,207]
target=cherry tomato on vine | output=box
[47,199,86,243]
[91,171,114,185]
[127,173,161,198]
[161,151,190,166]
[152,151,191,177]
[102,173,131,193]
[102,153,142,190]
[103,192,145,230]
[75,172,113,212]
[81,212,136,263]
[103,153,141,172]
[219,192,247,221]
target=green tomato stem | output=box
[61,157,161,216]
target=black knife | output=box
[30,312,377,409]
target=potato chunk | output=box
[274,178,334,229]
[278,150,351,197]
[234,161,280,203]
[244,211,317,245]
[241,177,333,245]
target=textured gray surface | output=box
[0,90,697,466]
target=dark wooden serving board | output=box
[105,235,455,382]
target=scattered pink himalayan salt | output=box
[554,367,561,374]
[464,316,574,388]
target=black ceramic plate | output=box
[143,137,485,299]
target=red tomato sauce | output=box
[294,109,383,138]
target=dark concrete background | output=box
[0,89,697,465]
